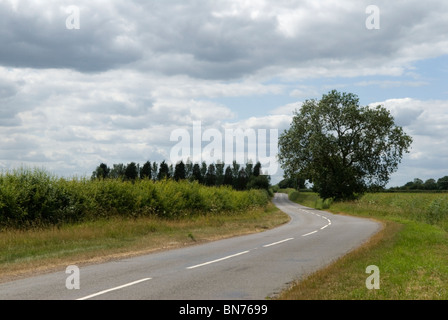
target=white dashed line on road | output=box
[186,250,250,270]
[302,230,318,237]
[262,238,294,248]
[77,278,152,300]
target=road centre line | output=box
[262,238,294,248]
[77,277,152,300]
[302,230,318,237]
[78,208,331,299]
[186,250,250,270]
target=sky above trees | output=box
[1,0,447,187]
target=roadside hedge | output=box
[0,168,270,229]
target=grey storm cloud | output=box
[1,0,447,79]
[0,1,143,72]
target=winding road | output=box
[0,193,380,300]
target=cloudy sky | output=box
[1,0,448,187]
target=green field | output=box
[277,190,448,300]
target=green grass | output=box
[277,191,448,300]
[332,192,448,231]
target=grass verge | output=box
[277,191,448,300]
[0,202,289,283]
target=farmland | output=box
[278,190,448,299]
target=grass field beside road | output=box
[277,191,448,300]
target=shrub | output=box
[0,168,270,229]
[289,191,300,202]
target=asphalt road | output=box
[0,193,380,300]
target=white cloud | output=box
[1,0,448,185]
[0,67,241,176]
[269,102,300,116]
[372,98,448,138]
[355,80,429,88]
[369,98,448,186]
[224,115,291,131]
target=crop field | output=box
[278,190,448,300]
[332,192,448,232]
[284,190,448,232]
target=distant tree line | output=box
[276,177,307,190]
[389,176,448,191]
[91,160,271,191]
[276,174,448,193]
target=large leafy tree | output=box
[278,90,413,200]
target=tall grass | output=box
[0,168,270,230]
[331,192,448,232]
[281,190,448,232]
[278,191,448,299]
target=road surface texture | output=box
[0,193,380,300]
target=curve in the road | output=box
[0,193,381,300]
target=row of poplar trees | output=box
[92,160,270,191]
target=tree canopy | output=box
[278,90,413,200]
